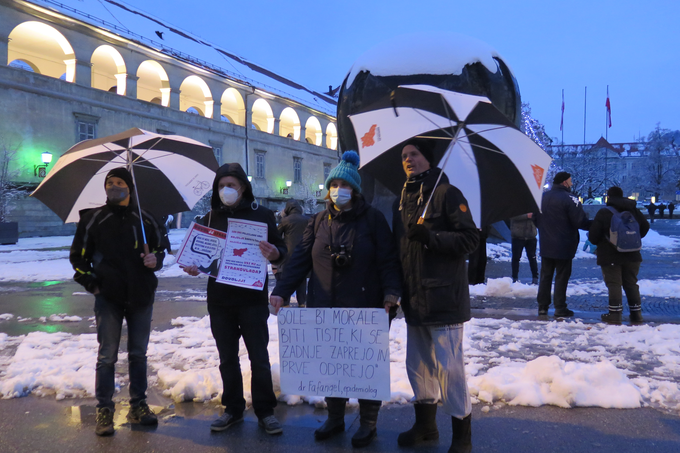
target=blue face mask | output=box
[330,187,352,207]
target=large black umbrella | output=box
[32,128,218,246]
[348,85,552,227]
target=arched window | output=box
[8,21,75,81]
[279,107,300,139]
[305,116,323,146]
[251,99,274,133]
[326,123,338,150]
[91,45,127,95]
[137,60,170,106]
[180,75,213,118]
[220,88,245,126]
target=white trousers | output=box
[406,323,472,419]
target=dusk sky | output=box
[133,0,678,146]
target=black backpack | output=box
[606,207,642,252]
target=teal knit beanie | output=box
[325,151,361,193]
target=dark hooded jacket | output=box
[392,168,479,326]
[588,196,650,266]
[537,184,592,260]
[70,201,168,306]
[277,200,309,274]
[271,195,401,309]
[197,163,286,307]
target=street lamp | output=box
[316,184,324,197]
[280,180,292,195]
[34,152,53,177]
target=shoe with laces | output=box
[258,415,283,435]
[127,401,158,425]
[95,407,115,436]
[210,412,243,432]
[554,308,574,318]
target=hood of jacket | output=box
[283,199,303,216]
[607,195,636,212]
[210,163,254,210]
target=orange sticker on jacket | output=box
[459,204,468,212]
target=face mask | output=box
[219,186,241,206]
[106,186,129,204]
[330,187,352,207]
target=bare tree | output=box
[294,171,324,215]
[0,139,25,223]
[629,124,680,200]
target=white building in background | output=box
[0,0,339,237]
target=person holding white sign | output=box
[270,151,401,448]
[182,163,287,436]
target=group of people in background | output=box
[69,134,657,451]
[645,200,675,223]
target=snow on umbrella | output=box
[349,84,552,227]
[31,127,218,225]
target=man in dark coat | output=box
[70,167,168,436]
[589,186,650,324]
[275,199,309,307]
[646,201,657,223]
[536,172,592,318]
[392,139,479,453]
[669,202,676,219]
[658,202,666,219]
[510,212,539,284]
[182,163,287,436]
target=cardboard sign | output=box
[278,308,390,401]
[175,222,226,276]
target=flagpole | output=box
[605,85,609,141]
[561,89,564,166]
[583,86,587,145]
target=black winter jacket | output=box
[537,184,592,260]
[276,200,309,274]
[510,213,537,240]
[198,163,286,307]
[588,196,650,266]
[272,196,401,309]
[70,202,168,306]
[392,169,479,326]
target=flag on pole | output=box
[606,86,612,128]
[560,89,565,131]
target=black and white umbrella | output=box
[32,128,218,224]
[349,85,552,227]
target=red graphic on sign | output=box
[361,125,377,147]
[253,280,264,287]
[531,165,544,189]
[232,248,248,257]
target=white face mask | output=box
[330,187,352,207]
[219,186,241,206]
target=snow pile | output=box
[2,315,680,414]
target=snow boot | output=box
[95,407,115,436]
[629,309,644,324]
[601,306,622,325]
[314,397,346,440]
[397,403,439,446]
[448,414,472,453]
[351,400,381,448]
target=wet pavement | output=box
[0,219,679,451]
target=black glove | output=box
[407,224,430,245]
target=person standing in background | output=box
[510,212,539,285]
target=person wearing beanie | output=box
[182,162,287,436]
[588,186,649,324]
[69,166,169,436]
[271,150,401,447]
[536,172,591,318]
[393,142,479,453]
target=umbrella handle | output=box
[417,217,425,225]
[143,243,150,255]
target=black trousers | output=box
[600,262,642,312]
[511,237,538,281]
[208,303,277,419]
[467,230,488,285]
[537,257,572,310]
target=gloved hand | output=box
[407,224,430,245]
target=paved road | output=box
[0,218,679,452]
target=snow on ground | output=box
[0,315,679,414]
[1,228,680,414]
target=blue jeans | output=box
[94,294,153,409]
[208,303,277,419]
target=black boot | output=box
[397,403,439,446]
[630,309,644,324]
[351,400,381,448]
[314,397,346,440]
[449,414,472,453]
[601,309,622,325]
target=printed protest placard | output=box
[175,222,226,276]
[216,218,267,290]
[278,308,390,401]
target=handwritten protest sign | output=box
[175,222,226,276]
[216,218,267,290]
[278,308,390,401]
